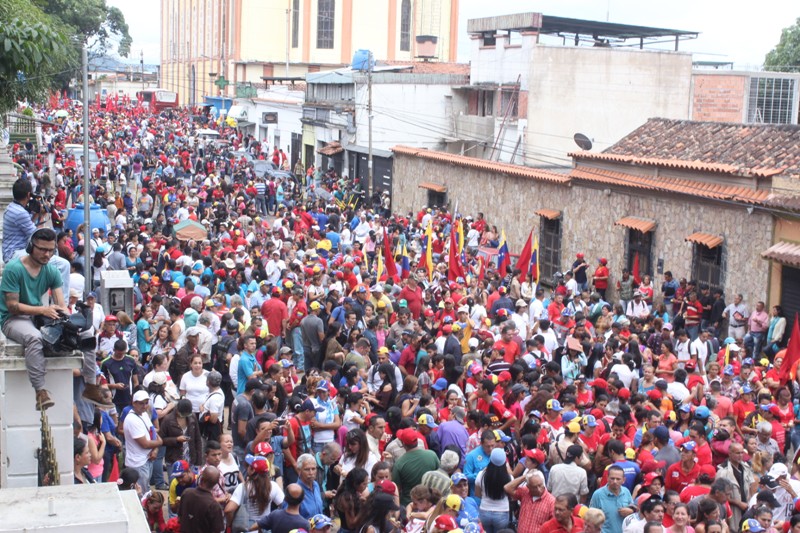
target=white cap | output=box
[132,390,149,403]
[457,305,470,314]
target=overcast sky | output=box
[112,0,798,69]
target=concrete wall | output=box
[468,31,537,89]
[392,152,773,306]
[525,46,693,167]
[691,73,747,123]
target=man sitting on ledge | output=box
[0,228,110,410]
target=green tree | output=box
[0,0,73,113]
[33,0,132,57]
[765,17,800,72]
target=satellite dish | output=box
[573,133,593,151]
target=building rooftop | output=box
[570,118,800,179]
[467,12,697,49]
[381,60,470,76]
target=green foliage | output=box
[32,0,132,57]
[765,17,800,72]
[0,0,74,113]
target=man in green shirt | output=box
[392,427,440,505]
[344,338,370,372]
[0,228,110,411]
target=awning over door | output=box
[227,105,248,121]
[685,232,724,249]
[615,216,656,233]
[534,208,561,220]
[318,141,343,156]
[418,182,447,193]
[762,241,800,268]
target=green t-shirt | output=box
[0,258,62,326]
[392,448,440,506]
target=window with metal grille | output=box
[483,32,496,46]
[626,230,653,277]
[400,0,411,51]
[539,218,562,285]
[692,244,724,293]
[317,0,335,49]
[427,190,446,208]
[747,77,797,124]
[292,0,299,48]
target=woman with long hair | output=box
[179,354,209,414]
[150,324,176,364]
[74,437,96,484]
[334,467,369,533]
[366,363,397,418]
[474,448,511,533]
[224,456,284,532]
[656,340,678,382]
[694,498,728,533]
[340,428,378,477]
[355,490,403,533]
[395,375,419,418]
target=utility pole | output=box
[82,46,91,296]
[285,8,290,77]
[140,49,145,92]
[367,50,373,198]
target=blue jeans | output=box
[686,324,700,341]
[791,425,800,454]
[149,445,167,488]
[130,461,153,494]
[291,327,305,371]
[479,510,509,533]
[744,332,765,358]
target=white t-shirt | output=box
[610,363,635,389]
[180,370,210,413]
[202,389,225,423]
[218,455,241,494]
[123,411,154,468]
[476,469,510,512]
[230,481,284,523]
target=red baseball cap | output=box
[524,448,546,464]
[617,389,631,400]
[590,378,608,389]
[396,428,422,446]
[498,371,512,382]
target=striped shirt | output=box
[254,182,266,195]
[2,202,36,262]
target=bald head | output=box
[199,466,220,489]
[285,483,305,507]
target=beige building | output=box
[160,0,459,106]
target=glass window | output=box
[317,0,335,49]
[400,0,411,51]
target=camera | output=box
[26,193,47,215]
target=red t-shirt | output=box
[665,462,700,493]
[680,484,710,503]
[477,397,513,424]
[495,339,520,365]
[733,400,755,428]
[398,286,423,319]
[593,266,609,289]
[694,442,712,468]
[261,298,288,338]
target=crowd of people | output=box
[3,100,799,533]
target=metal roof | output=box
[467,13,697,48]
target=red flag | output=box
[779,314,800,387]
[448,226,466,281]
[383,235,398,282]
[514,231,533,274]
[632,252,641,285]
[477,256,485,281]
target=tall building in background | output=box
[160,0,459,106]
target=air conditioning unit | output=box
[262,112,278,124]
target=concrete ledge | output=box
[0,355,82,372]
[0,483,143,532]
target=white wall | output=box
[469,32,537,90]
[237,88,304,161]
[354,82,457,152]
[525,46,693,167]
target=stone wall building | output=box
[392,118,800,324]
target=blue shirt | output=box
[612,459,641,492]
[463,446,492,495]
[589,485,634,533]
[2,201,36,262]
[237,352,261,394]
[296,479,324,519]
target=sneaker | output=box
[81,384,114,408]
[36,390,54,411]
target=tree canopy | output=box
[33,0,132,57]
[0,0,73,113]
[765,17,800,72]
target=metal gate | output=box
[781,265,800,334]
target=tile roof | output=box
[534,208,562,220]
[419,181,447,193]
[686,232,724,249]
[761,241,800,267]
[391,146,571,185]
[615,216,656,233]
[568,166,773,205]
[381,60,471,75]
[569,118,800,179]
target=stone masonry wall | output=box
[393,153,773,306]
